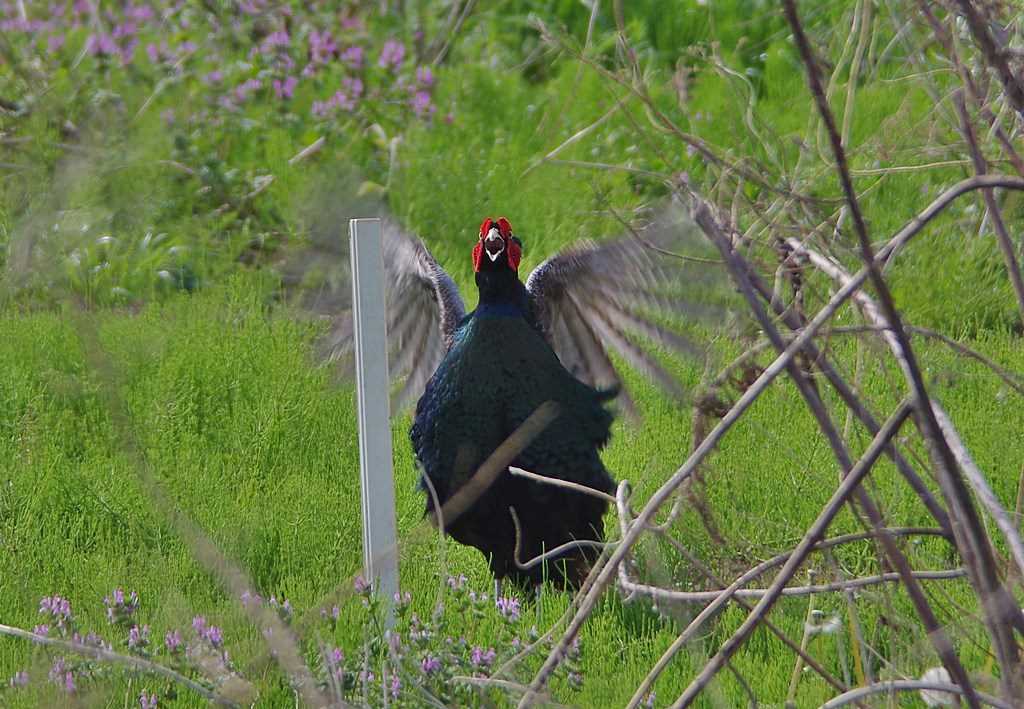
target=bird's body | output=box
[313,208,706,590]
[411,266,615,587]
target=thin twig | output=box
[784,2,1023,697]
[953,89,1024,322]
[508,466,616,503]
[621,569,965,602]
[671,398,914,707]
[820,679,1012,709]
[509,506,611,571]
[932,401,1024,581]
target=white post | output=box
[350,218,400,609]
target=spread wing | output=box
[525,202,709,417]
[288,218,465,414]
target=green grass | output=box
[2,0,1024,706]
[2,278,1022,706]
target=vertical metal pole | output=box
[350,218,399,611]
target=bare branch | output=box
[820,679,1012,709]
[671,398,915,707]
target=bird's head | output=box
[473,217,522,273]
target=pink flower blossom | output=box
[415,66,435,88]
[378,39,404,71]
[273,76,298,100]
[411,90,435,119]
[341,45,363,70]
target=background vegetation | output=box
[1,0,1022,706]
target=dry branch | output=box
[671,398,914,706]
[932,401,1024,581]
[953,89,1024,322]
[783,0,1023,697]
[820,679,1012,709]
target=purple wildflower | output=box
[309,29,336,63]
[343,76,363,97]
[643,691,656,708]
[104,588,139,624]
[260,29,289,54]
[39,595,73,631]
[145,42,160,63]
[447,574,467,592]
[420,654,442,675]
[164,629,182,652]
[33,624,50,637]
[340,45,364,70]
[325,647,344,681]
[9,671,28,688]
[86,33,117,56]
[72,631,110,651]
[47,34,65,54]
[128,624,150,650]
[234,77,262,102]
[354,575,370,594]
[48,658,74,693]
[411,90,435,119]
[204,625,223,647]
[126,4,154,23]
[415,66,435,88]
[496,596,520,622]
[390,674,401,699]
[470,646,496,668]
[203,70,224,85]
[139,689,158,709]
[273,76,297,100]
[112,22,137,40]
[378,39,405,71]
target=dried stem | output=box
[784,0,1023,697]
[820,679,1012,709]
[671,398,914,707]
[953,89,1024,322]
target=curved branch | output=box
[820,679,1012,709]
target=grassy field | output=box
[1,1,1023,707]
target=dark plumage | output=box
[311,207,710,588]
[411,233,617,587]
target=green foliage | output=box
[2,0,1023,705]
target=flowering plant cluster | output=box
[0,2,449,305]
[0,2,444,136]
[5,588,242,707]
[5,577,590,707]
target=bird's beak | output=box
[484,227,505,262]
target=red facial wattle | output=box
[473,216,520,272]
